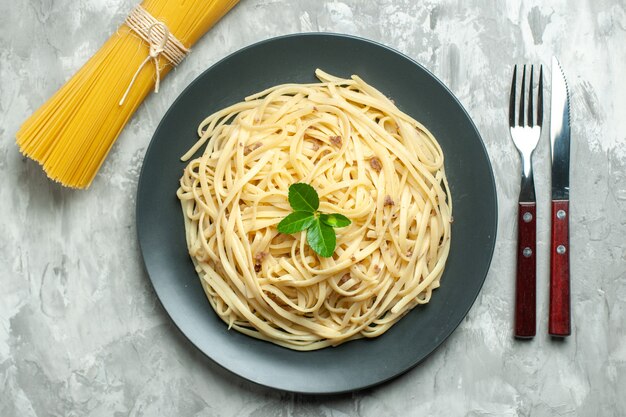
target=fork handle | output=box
[549,200,571,336]
[515,202,536,338]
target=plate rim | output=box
[136,32,498,394]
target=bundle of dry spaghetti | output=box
[16,0,239,189]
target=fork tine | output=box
[528,65,534,127]
[509,65,517,127]
[519,65,526,126]
[537,65,544,127]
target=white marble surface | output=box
[1,0,625,415]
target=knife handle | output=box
[549,200,571,336]
[515,202,536,338]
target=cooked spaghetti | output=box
[177,70,452,350]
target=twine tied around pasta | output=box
[119,5,190,106]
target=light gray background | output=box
[1,0,625,416]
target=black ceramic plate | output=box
[137,33,497,394]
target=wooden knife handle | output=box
[549,200,571,336]
[515,202,536,338]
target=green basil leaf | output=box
[306,219,336,258]
[319,213,351,228]
[288,183,319,212]
[277,211,316,234]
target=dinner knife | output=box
[549,57,571,336]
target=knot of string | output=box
[119,5,189,106]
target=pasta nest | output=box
[177,70,452,350]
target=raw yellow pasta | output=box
[16,0,238,189]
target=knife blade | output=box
[549,56,571,336]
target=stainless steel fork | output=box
[509,64,543,338]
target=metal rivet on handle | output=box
[523,212,533,223]
[557,209,566,219]
[556,245,566,254]
[523,247,532,258]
